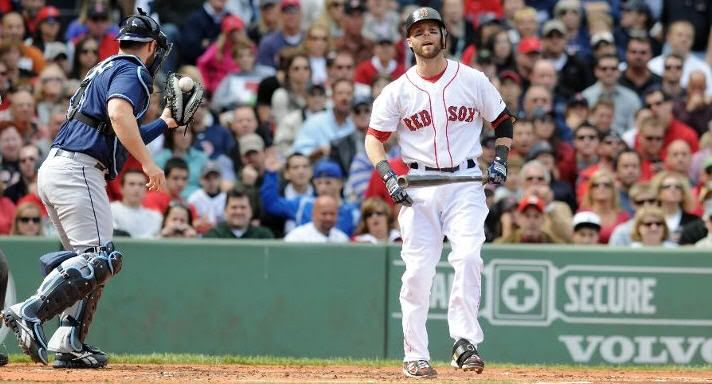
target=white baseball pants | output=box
[398,168,487,362]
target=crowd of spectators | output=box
[0,0,710,247]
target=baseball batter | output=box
[365,7,513,378]
[2,10,178,368]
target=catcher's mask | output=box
[116,8,172,76]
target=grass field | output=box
[2,354,711,383]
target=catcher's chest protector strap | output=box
[67,54,150,134]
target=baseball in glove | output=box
[164,73,205,127]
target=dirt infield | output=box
[1,363,711,383]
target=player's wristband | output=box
[376,160,394,180]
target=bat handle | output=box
[397,175,408,189]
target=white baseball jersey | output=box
[370,59,505,169]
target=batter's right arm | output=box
[109,98,166,192]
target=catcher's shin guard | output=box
[451,338,485,373]
[48,286,105,353]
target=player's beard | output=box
[413,40,444,60]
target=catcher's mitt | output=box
[165,73,205,127]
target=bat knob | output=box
[397,175,408,189]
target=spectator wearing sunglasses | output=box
[582,54,641,135]
[651,171,698,243]
[579,169,630,244]
[630,206,676,248]
[641,87,698,158]
[10,201,43,236]
[635,116,666,181]
[69,1,119,61]
[609,182,657,246]
[352,197,400,243]
[4,144,40,204]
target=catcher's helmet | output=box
[404,7,446,37]
[116,8,172,76]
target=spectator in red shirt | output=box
[353,36,405,86]
[143,157,197,219]
[639,87,699,157]
[636,116,666,181]
[71,2,118,61]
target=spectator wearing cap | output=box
[582,54,641,135]
[154,126,210,199]
[362,0,400,44]
[188,162,227,228]
[333,0,374,64]
[514,36,541,82]
[518,159,574,241]
[248,0,282,44]
[64,0,118,40]
[261,159,360,236]
[293,78,355,159]
[256,0,305,69]
[471,48,497,81]
[273,83,327,157]
[553,0,591,60]
[541,19,594,100]
[673,70,712,137]
[590,31,617,61]
[110,169,163,238]
[648,20,712,97]
[1,12,46,74]
[211,41,276,111]
[284,195,350,242]
[354,34,405,86]
[28,6,68,66]
[619,37,661,100]
[572,211,601,244]
[203,187,275,239]
[180,0,230,66]
[69,1,119,61]
[638,87,699,159]
[498,70,522,112]
[440,0,475,60]
[197,14,250,95]
[494,195,564,244]
[564,93,589,132]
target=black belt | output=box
[54,149,107,172]
[409,158,477,173]
[74,112,112,134]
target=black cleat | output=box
[403,360,438,378]
[451,338,485,374]
[0,352,8,366]
[53,344,108,369]
[2,305,48,365]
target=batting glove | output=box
[487,145,509,185]
[376,160,413,207]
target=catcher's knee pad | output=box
[20,249,122,324]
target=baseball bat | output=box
[397,174,488,188]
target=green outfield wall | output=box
[1,238,710,365]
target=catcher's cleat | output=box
[53,344,108,369]
[403,360,438,378]
[2,304,49,365]
[451,338,485,374]
[0,352,8,366]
